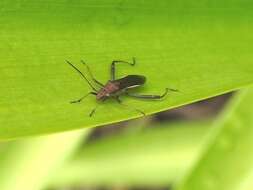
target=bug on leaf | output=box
[67,58,178,117]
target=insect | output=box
[67,58,178,117]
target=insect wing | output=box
[116,75,146,90]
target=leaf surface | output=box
[1,0,253,139]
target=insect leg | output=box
[89,103,103,117]
[114,96,146,116]
[89,105,97,117]
[126,88,178,100]
[66,60,98,92]
[80,60,104,87]
[70,92,97,104]
[111,57,136,80]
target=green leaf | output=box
[176,87,253,190]
[0,129,89,190]
[1,0,253,140]
[49,122,211,187]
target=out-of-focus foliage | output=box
[50,122,211,187]
[0,129,89,190]
[176,88,253,190]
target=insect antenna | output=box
[66,60,98,92]
[80,60,104,87]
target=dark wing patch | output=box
[115,75,146,90]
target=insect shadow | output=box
[67,58,178,117]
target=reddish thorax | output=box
[96,81,120,101]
